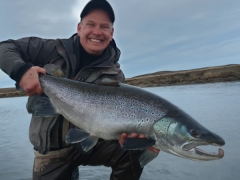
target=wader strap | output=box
[62,118,71,147]
[49,116,71,151]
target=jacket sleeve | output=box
[0,37,57,83]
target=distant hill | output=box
[0,87,26,98]
[126,64,240,87]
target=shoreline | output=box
[0,87,26,98]
[0,64,239,98]
[125,64,240,87]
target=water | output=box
[0,82,239,180]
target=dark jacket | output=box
[0,34,125,154]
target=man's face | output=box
[77,9,114,56]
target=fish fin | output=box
[122,138,155,150]
[98,78,120,87]
[34,96,58,117]
[79,136,99,152]
[139,149,159,167]
[72,143,93,154]
[65,128,90,144]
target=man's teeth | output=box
[90,39,101,42]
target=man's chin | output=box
[87,48,104,56]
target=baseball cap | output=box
[80,0,115,23]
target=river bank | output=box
[0,87,26,98]
[125,64,240,87]
[1,64,239,98]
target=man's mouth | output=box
[90,38,102,43]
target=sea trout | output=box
[35,74,225,166]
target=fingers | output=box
[19,66,46,96]
[130,133,146,138]
[35,67,46,94]
[130,133,138,138]
[119,133,128,146]
[148,146,160,153]
[36,66,46,75]
[119,133,160,153]
[35,83,43,94]
[119,133,146,146]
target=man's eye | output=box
[102,26,109,29]
[88,24,94,27]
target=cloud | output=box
[0,0,240,80]
[71,0,90,22]
[0,70,7,80]
[111,0,240,77]
[0,0,80,39]
[0,70,15,88]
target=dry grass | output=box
[0,87,18,93]
[126,64,240,87]
[0,87,26,98]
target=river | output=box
[0,82,239,180]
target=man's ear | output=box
[77,22,81,35]
[111,27,114,40]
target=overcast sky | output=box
[0,0,240,88]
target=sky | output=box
[0,0,240,88]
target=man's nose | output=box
[92,26,102,35]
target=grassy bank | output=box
[0,87,26,98]
[125,64,240,87]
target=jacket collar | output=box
[71,34,120,74]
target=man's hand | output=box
[119,133,160,153]
[19,66,46,96]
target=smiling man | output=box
[0,0,159,179]
[78,8,114,55]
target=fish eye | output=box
[190,130,200,138]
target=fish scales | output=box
[37,74,225,162]
[40,75,167,139]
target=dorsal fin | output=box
[97,78,120,87]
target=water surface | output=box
[0,82,239,180]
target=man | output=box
[0,0,159,179]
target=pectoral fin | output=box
[65,128,90,144]
[139,149,159,167]
[34,96,58,117]
[80,136,98,152]
[66,128,98,152]
[121,138,155,150]
[72,143,93,154]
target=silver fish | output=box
[35,74,225,166]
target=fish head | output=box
[153,108,225,161]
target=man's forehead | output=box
[81,10,113,25]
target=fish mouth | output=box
[194,147,224,158]
[181,142,224,160]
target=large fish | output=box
[35,74,225,167]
